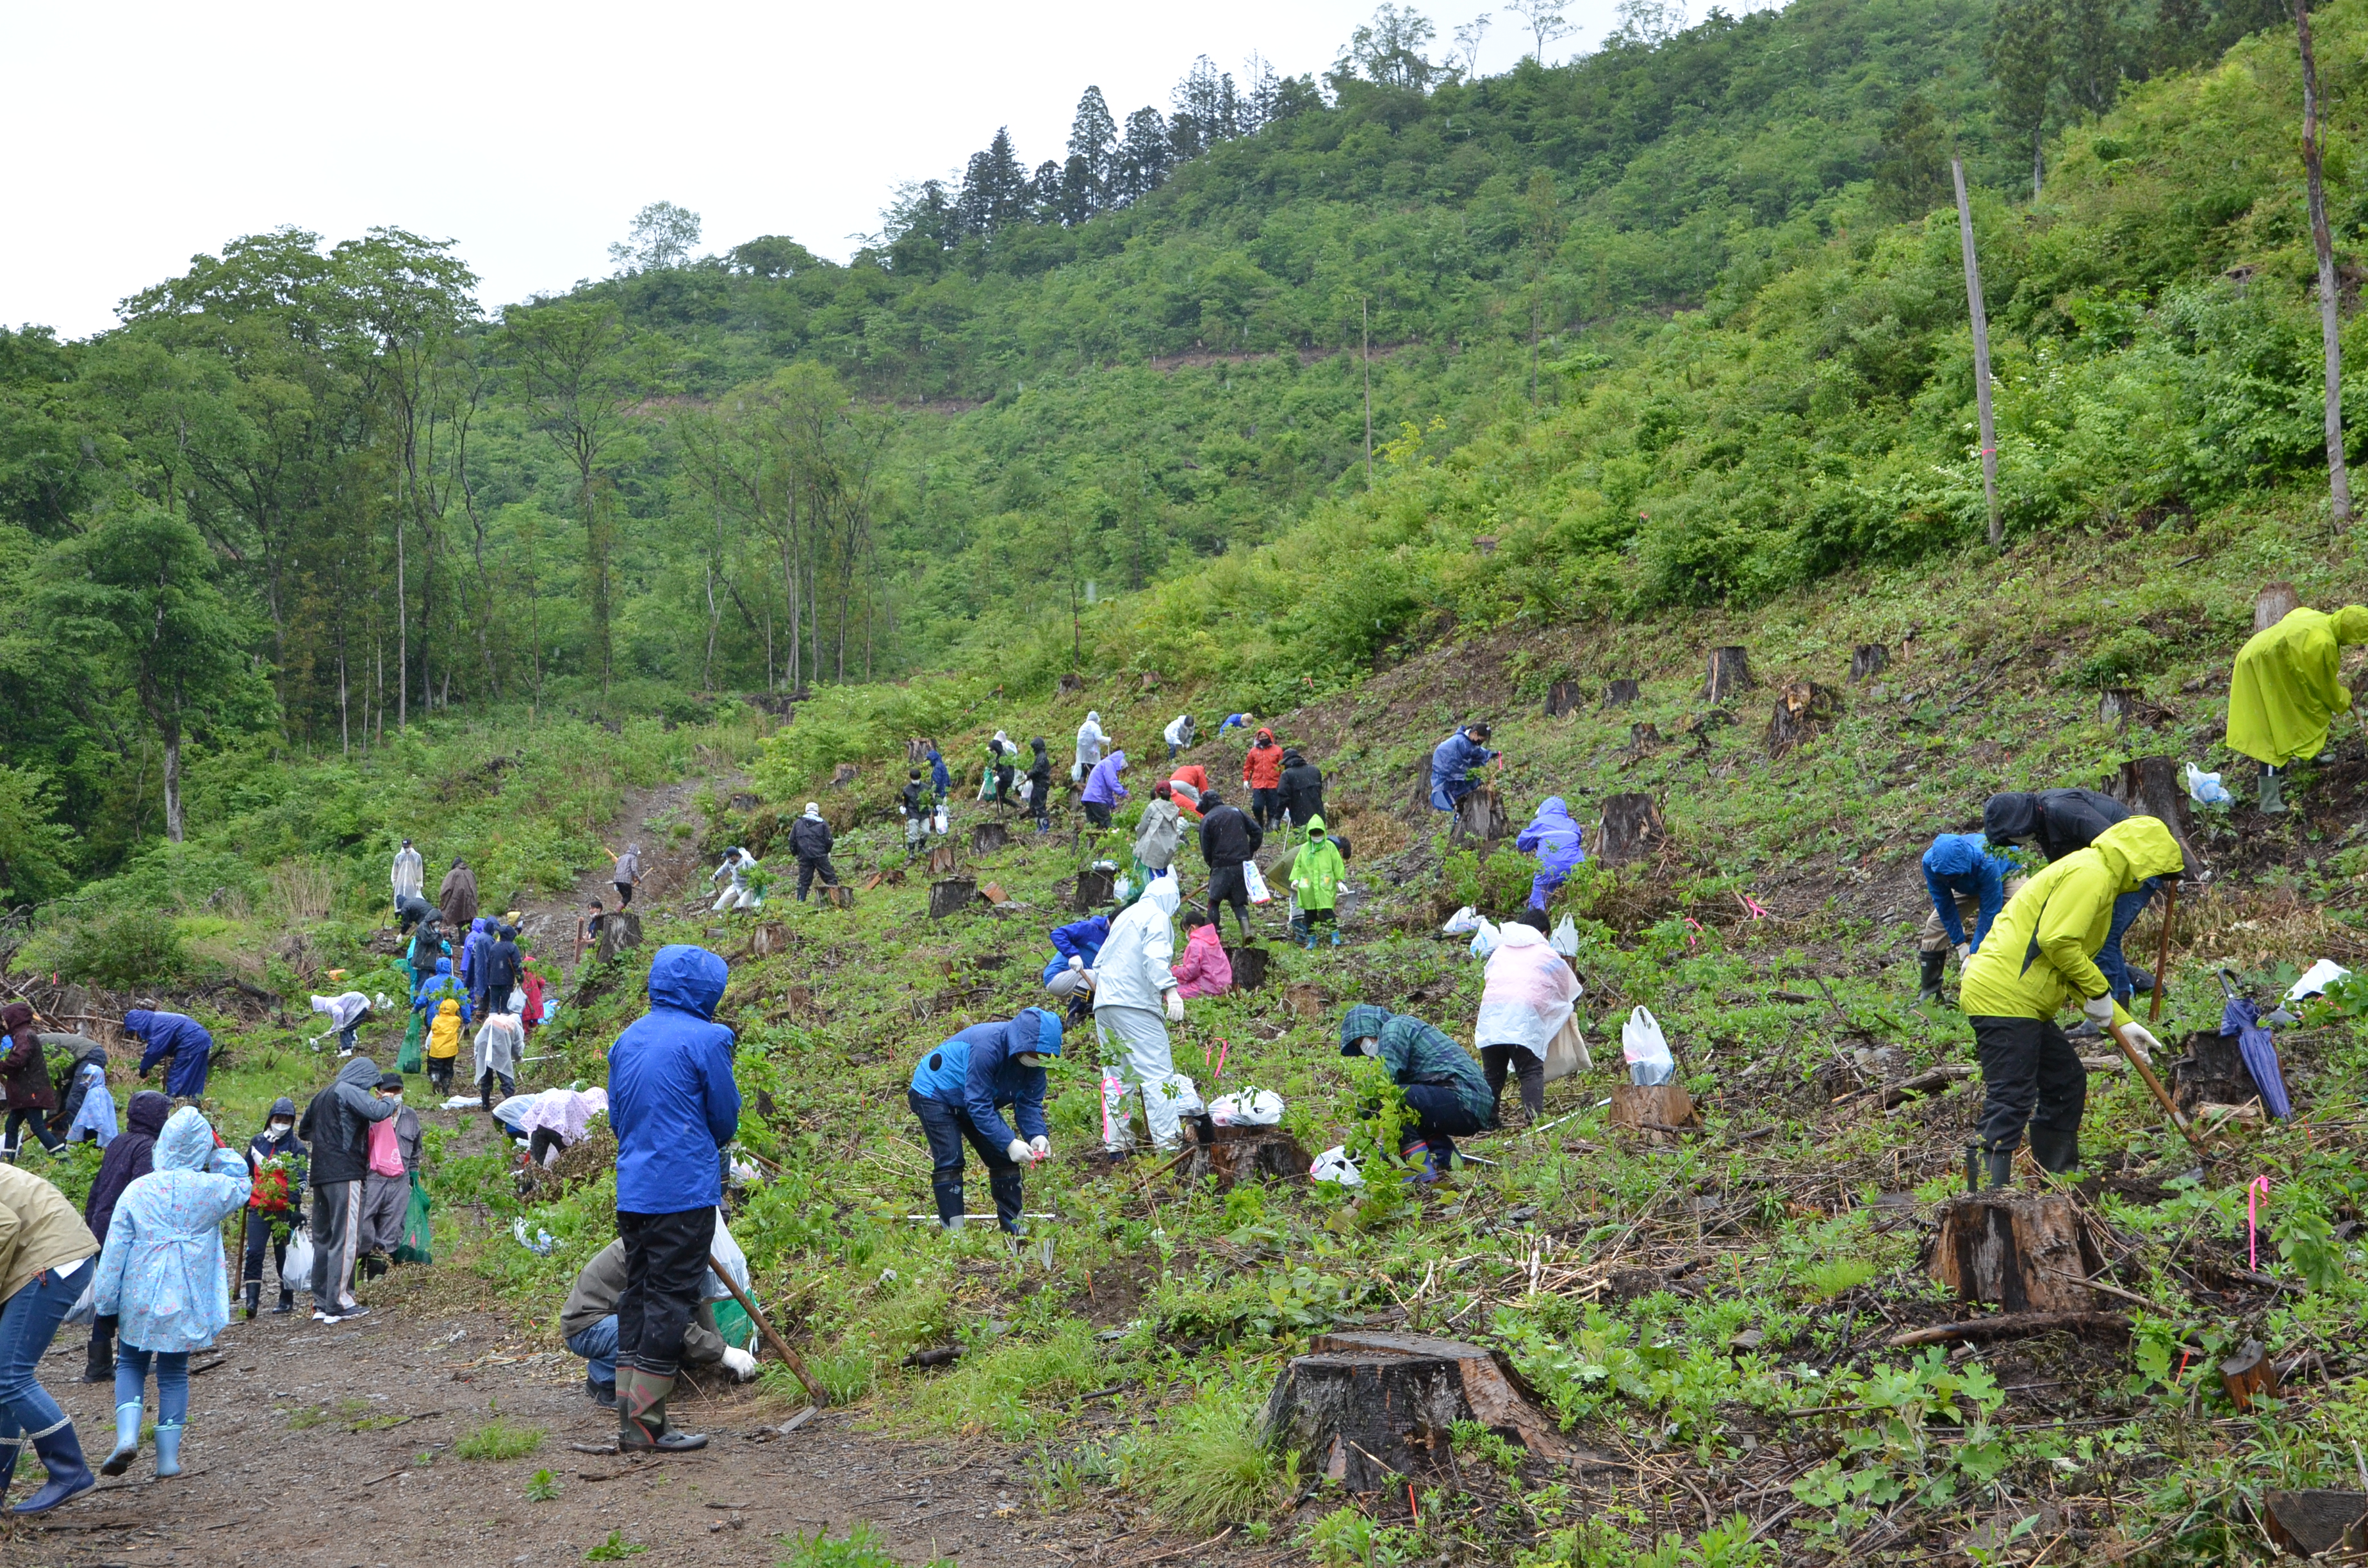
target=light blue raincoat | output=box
[94,1107,251,1353]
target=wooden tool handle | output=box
[2109,1022,2210,1157]
[709,1253,823,1407]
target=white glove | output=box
[2118,1022,2162,1063]
[2082,993,2117,1027]
[719,1345,758,1380]
[1029,1134,1050,1161]
[1953,942,1971,963]
[1067,955,1083,971]
[1007,1138,1032,1165]
[1165,990,1185,1023]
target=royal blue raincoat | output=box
[908,1009,1064,1150]
[608,945,741,1215]
[124,1010,213,1100]
[1921,833,2014,951]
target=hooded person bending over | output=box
[122,1010,211,1103]
[1338,1004,1495,1183]
[1959,817,2182,1186]
[1984,788,2156,1006]
[606,945,740,1454]
[1916,833,2019,1004]
[907,1008,1065,1233]
[1514,797,1584,913]
[1429,723,1496,812]
[2226,603,2368,813]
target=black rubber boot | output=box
[1984,1147,2016,1188]
[80,1320,114,1385]
[243,1280,260,1321]
[1917,949,1947,1003]
[2028,1124,2081,1175]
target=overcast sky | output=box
[4,0,1645,340]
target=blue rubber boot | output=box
[152,1425,182,1478]
[99,1401,140,1476]
[0,1439,20,1508]
[13,1423,94,1514]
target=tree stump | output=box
[1544,680,1582,717]
[2105,755,2203,872]
[1139,670,1162,692]
[594,911,645,966]
[1073,867,1115,910]
[822,885,854,910]
[1609,1084,1698,1142]
[1850,643,1889,682]
[829,763,859,788]
[1605,678,1641,707]
[2255,581,2301,632]
[1598,794,1666,865]
[1702,646,1755,702]
[1451,785,1509,845]
[1185,1125,1311,1189]
[749,922,790,957]
[970,822,1010,857]
[979,883,1010,906]
[2171,1027,2260,1115]
[2260,1491,2368,1556]
[905,738,937,767]
[1285,982,1327,1018]
[926,843,959,876]
[2221,1339,2279,1411]
[1767,682,1841,755]
[1929,1192,2104,1314]
[1226,945,1272,991]
[929,878,976,920]
[1058,672,1087,693]
[1628,722,1663,750]
[1262,1332,1566,1493]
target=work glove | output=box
[2082,993,2117,1028]
[1953,943,1971,963]
[1067,956,1083,971]
[1029,1134,1050,1161]
[2118,1022,2163,1064]
[1007,1138,1032,1166]
[1164,990,1185,1024]
[719,1345,759,1380]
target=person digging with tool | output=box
[906,1008,1066,1234]
[1983,787,2158,1011]
[1916,832,2018,1004]
[1958,815,2183,1186]
[1337,1004,1495,1184]
[2225,602,2368,813]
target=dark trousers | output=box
[1206,862,1251,936]
[1479,1045,1545,1122]
[426,1057,454,1093]
[1251,787,1282,828]
[909,1089,1023,1232]
[614,881,634,908]
[2096,883,2155,1002]
[1399,1084,1488,1168]
[1970,1015,2089,1172]
[796,856,838,901]
[1030,788,1051,827]
[615,1207,713,1380]
[1,1111,61,1159]
[1083,801,1112,829]
[243,1211,295,1297]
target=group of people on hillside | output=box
[394,838,549,1103]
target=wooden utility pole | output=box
[2298,0,2354,529]
[1361,297,1374,489]
[1952,159,2003,550]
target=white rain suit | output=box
[1092,875,1193,1150]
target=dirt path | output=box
[516,774,731,984]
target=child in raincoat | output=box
[1171,912,1233,999]
[1286,815,1347,948]
[1514,797,1585,912]
[473,1011,524,1109]
[425,997,464,1095]
[94,1107,250,1480]
[2226,603,2368,812]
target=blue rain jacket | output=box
[1921,833,2014,950]
[909,1009,1064,1149]
[1042,916,1111,984]
[1515,797,1586,909]
[1429,731,1496,810]
[412,959,471,1026]
[608,945,741,1214]
[124,1010,213,1100]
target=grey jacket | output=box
[559,1239,724,1364]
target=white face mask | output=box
[1015,1052,1048,1068]
[1356,1038,1379,1057]
[269,1122,293,1138]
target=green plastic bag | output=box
[397,1011,423,1075]
[393,1172,433,1265]
[711,1298,756,1352]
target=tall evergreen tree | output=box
[1117,108,1171,202]
[1988,0,2059,198]
[957,127,1030,238]
[2059,0,2128,115]
[1067,86,1120,208]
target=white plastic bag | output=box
[1542,1015,1592,1082]
[2290,958,2353,1000]
[1310,1145,1365,1186]
[1099,1070,1135,1152]
[1242,861,1272,904]
[1468,919,1501,960]
[281,1225,315,1294]
[62,1272,95,1328]
[1208,1089,1283,1126]
[702,1209,750,1303]
[1621,1006,1675,1086]
[933,805,949,835]
[2185,762,2233,808]
[1440,905,1483,935]
[1550,915,1579,958]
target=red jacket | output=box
[1243,737,1283,790]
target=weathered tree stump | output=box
[2221,1339,2279,1411]
[1767,682,1842,755]
[1226,945,1271,991]
[1185,1125,1311,1189]
[2260,1490,2368,1556]
[1609,1084,1698,1142]
[978,883,1010,906]
[2106,755,2204,872]
[1138,670,1161,692]
[926,843,959,876]
[2172,1027,2260,1114]
[728,791,761,812]
[822,885,854,910]
[1628,722,1663,749]
[970,822,1010,857]
[1284,981,1327,1018]
[594,911,645,966]
[1262,1332,1566,1492]
[1702,646,1755,702]
[1930,1191,2104,1314]
[905,737,937,766]
[1850,643,1889,682]
[782,984,818,1020]
[1073,867,1115,910]
[1451,785,1510,845]
[1474,535,1498,555]
[2098,688,2136,728]
[2256,581,2301,632]
[928,878,976,920]
[748,922,790,957]
[1544,680,1583,717]
[829,763,859,788]
[1058,672,1087,694]
[1598,794,1666,864]
[1605,678,1641,706]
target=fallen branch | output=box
[1886,1311,2132,1348]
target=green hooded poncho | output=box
[2226,605,2368,767]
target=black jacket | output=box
[789,815,834,860]
[1199,803,1264,867]
[482,938,522,1001]
[900,780,928,816]
[297,1058,397,1188]
[1983,788,2129,863]
[1026,742,1052,788]
[1278,757,1325,825]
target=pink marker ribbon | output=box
[2249,1175,2271,1271]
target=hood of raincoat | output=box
[2339,606,2368,642]
[1535,796,1575,827]
[76,1045,108,1072]
[1,1002,28,1033]
[1256,728,1274,742]
[1084,712,1100,726]
[1339,1003,1391,1055]
[268,1096,296,1119]
[648,944,728,1020]
[154,1106,217,1171]
[1982,792,2039,845]
[1923,833,2000,878]
[1019,1006,1065,1058]
[126,1091,170,1138]
[336,1056,384,1091]
[803,803,822,820]
[2089,815,2183,890]
[1495,920,1547,950]
[1140,874,1181,920]
[434,957,452,976]
[1305,813,1328,838]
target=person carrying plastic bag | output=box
[1514,796,1584,912]
[1476,914,1588,1123]
[2226,603,2368,813]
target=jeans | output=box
[2095,881,2157,1002]
[908,1089,1024,1232]
[615,1207,712,1380]
[566,1315,620,1386]
[1479,1044,1544,1121]
[2,1110,62,1159]
[1399,1084,1488,1169]
[1970,1015,2089,1172]
[0,1255,87,1446]
[113,1346,188,1428]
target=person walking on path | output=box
[0,1005,60,1159]
[297,1058,398,1321]
[482,925,523,1013]
[900,769,932,852]
[1196,788,1263,944]
[1983,788,2156,1007]
[123,1009,211,1103]
[1514,797,1584,913]
[0,1158,103,1513]
[2226,602,2368,812]
[1074,711,1106,783]
[425,997,465,1095]
[241,1099,304,1318]
[56,1042,113,1148]
[611,843,641,908]
[790,804,838,903]
[1026,738,1054,833]
[1429,722,1497,812]
[391,839,424,914]
[1286,815,1347,948]
[1163,714,1195,760]
[607,945,741,1453]
[1082,748,1129,830]
[78,1091,165,1385]
[1474,916,1586,1125]
[438,856,479,929]
[1959,817,2181,1186]
[473,1010,523,1108]
[357,1076,420,1281]
[1918,832,2019,1004]
[94,1106,248,1482]
[907,1009,1065,1233]
[1092,876,1192,1153]
[461,918,493,1014]
[1337,1004,1495,1183]
[1242,728,1285,830]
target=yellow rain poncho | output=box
[1960,816,2183,1027]
[2225,605,2368,767]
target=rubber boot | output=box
[0,1439,20,1510]
[13,1423,94,1514]
[1984,1147,2016,1189]
[1917,949,1946,1004]
[80,1321,113,1384]
[152,1425,182,1479]
[941,1213,966,1234]
[2028,1123,2081,1176]
[1330,930,1342,947]
[2260,765,2287,815]
[274,1288,295,1316]
[243,1280,260,1321]
[585,1375,617,1409]
[619,1372,707,1453]
[100,1401,140,1476]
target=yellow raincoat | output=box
[1959,816,2183,1026]
[427,997,462,1060]
[2225,605,2368,766]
